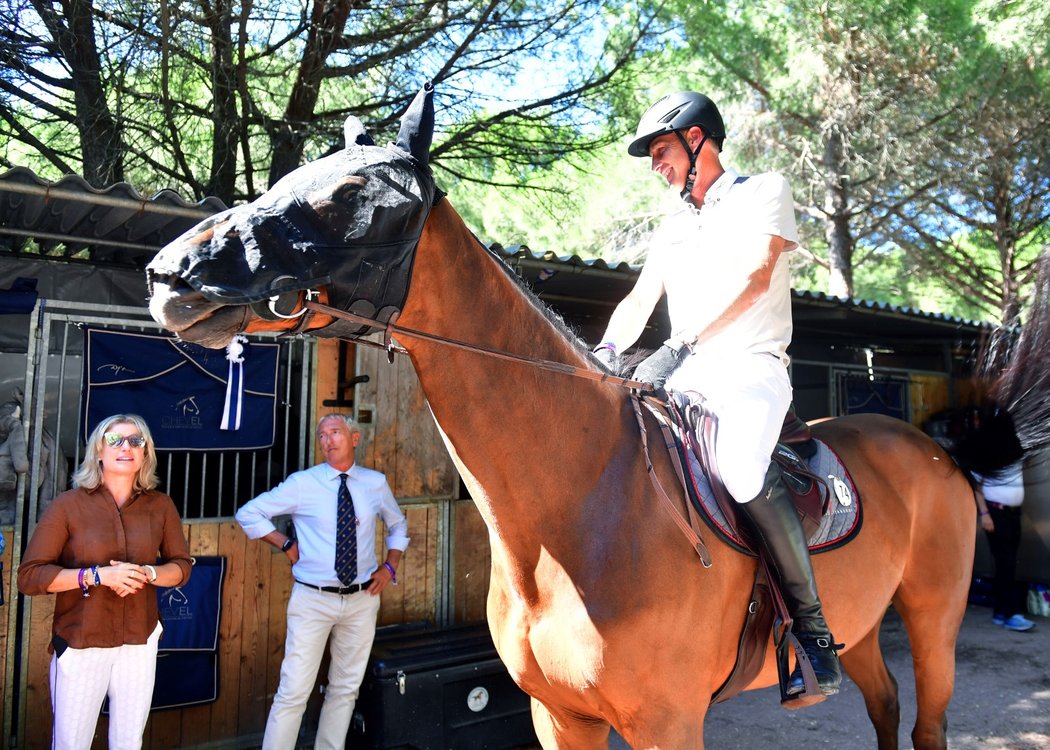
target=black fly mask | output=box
[147,83,440,338]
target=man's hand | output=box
[633,343,685,391]
[592,343,621,373]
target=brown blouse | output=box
[18,485,192,650]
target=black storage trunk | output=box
[349,623,537,749]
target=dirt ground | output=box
[601,602,1050,749]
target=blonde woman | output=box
[19,414,191,750]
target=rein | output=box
[301,299,648,390]
[296,299,708,559]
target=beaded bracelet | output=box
[78,568,90,597]
[384,561,398,585]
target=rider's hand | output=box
[633,342,686,392]
[592,343,621,373]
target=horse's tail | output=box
[927,249,1050,479]
[994,251,1050,454]
[942,405,1023,484]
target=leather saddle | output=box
[645,393,860,705]
[669,394,829,550]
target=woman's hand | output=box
[980,514,995,533]
[101,560,148,598]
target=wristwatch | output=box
[281,537,295,552]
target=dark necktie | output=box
[335,473,358,585]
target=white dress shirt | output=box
[236,461,410,586]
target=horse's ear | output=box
[395,82,435,166]
[344,116,375,149]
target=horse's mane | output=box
[479,241,600,362]
[478,241,657,378]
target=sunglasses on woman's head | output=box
[103,432,147,449]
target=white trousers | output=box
[667,350,792,502]
[262,583,382,750]
[49,622,162,750]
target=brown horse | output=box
[146,86,976,749]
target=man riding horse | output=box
[593,91,843,703]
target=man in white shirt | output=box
[236,414,409,748]
[593,91,841,704]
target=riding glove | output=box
[633,342,686,391]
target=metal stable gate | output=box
[3,298,316,748]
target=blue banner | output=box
[154,556,226,709]
[157,555,225,651]
[83,328,278,451]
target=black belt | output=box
[987,502,1020,512]
[295,579,373,595]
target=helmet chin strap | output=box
[674,129,709,201]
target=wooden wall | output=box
[14,336,492,749]
[18,513,443,750]
[452,500,491,624]
[908,373,951,426]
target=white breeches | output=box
[49,622,162,750]
[667,350,792,502]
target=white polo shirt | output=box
[645,169,799,363]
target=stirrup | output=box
[777,632,841,710]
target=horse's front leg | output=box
[531,699,611,750]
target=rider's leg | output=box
[675,352,841,699]
[737,461,842,697]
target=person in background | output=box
[954,405,1035,633]
[974,458,1035,632]
[19,414,192,750]
[236,413,409,750]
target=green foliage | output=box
[2,0,1046,328]
[459,0,1048,325]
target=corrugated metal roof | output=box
[487,242,994,335]
[0,166,992,341]
[0,167,226,268]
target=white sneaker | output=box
[1001,614,1035,632]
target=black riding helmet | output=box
[628,91,726,199]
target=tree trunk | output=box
[34,0,124,186]
[204,0,240,203]
[267,0,355,186]
[823,129,854,298]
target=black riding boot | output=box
[738,461,842,701]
